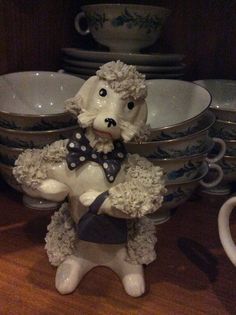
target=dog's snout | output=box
[105,118,117,128]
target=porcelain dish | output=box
[62,58,186,73]
[75,4,171,53]
[146,79,211,130]
[194,80,236,121]
[0,125,78,148]
[62,48,185,66]
[0,71,84,130]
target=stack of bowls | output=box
[0,71,84,194]
[125,79,225,223]
[195,80,236,191]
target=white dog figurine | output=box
[14,61,166,297]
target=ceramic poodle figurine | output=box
[14,61,166,297]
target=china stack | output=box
[0,71,84,209]
[195,80,236,194]
[125,80,226,224]
[61,3,186,80]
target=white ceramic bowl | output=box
[75,4,170,53]
[146,79,212,140]
[147,110,215,141]
[0,125,79,148]
[126,129,220,159]
[194,80,236,122]
[0,71,84,130]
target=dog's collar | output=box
[66,128,127,183]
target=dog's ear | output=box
[65,76,99,115]
[74,76,99,109]
[135,99,148,129]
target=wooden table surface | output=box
[0,179,236,315]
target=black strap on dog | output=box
[77,191,127,244]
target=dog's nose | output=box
[105,118,117,128]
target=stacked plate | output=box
[0,71,84,208]
[61,48,186,80]
[125,79,225,223]
[195,80,236,194]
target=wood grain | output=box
[0,178,236,315]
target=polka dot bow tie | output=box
[66,129,127,183]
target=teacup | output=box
[218,196,236,266]
[150,144,225,184]
[74,4,170,52]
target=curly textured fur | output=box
[14,141,164,265]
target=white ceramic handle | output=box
[206,137,226,163]
[218,196,236,266]
[200,163,223,188]
[74,12,90,35]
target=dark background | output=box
[0,0,235,80]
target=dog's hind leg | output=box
[55,255,95,295]
[107,247,145,297]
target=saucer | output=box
[63,65,185,80]
[62,48,185,66]
[63,57,186,73]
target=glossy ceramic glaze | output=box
[146,80,212,136]
[0,71,84,130]
[211,119,236,140]
[194,80,236,122]
[218,197,236,266]
[0,125,78,148]
[148,110,215,141]
[149,142,225,184]
[126,129,212,158]
[75,4,170,52]
[160,162,222,210]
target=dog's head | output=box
[66,61,147,148]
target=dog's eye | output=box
[127,101,135,110]
[99,88,107,97]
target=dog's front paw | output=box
[79,189,100,207]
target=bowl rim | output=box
[130,121,212,145]
[0,124,78,135]
[146,79,212,131]
[215,118,236,126]
[148,140,214,162]
[0,71,84,118]
[194,79,236,112]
